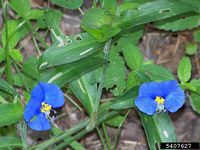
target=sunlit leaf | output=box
[40,33,104,68]
[51,0,84,9]
[178,57,192,83]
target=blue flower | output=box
[135,80,185,115]
[24,82,64,131]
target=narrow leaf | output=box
[40,33,104,68]
[51,0,84,9]
[0,136,22,149]
[0,78,16,95]
[139,112,177,150]
[40,56,103,87]
[155,15,200,31]
[69,69,101,115]
[119,0,197,28]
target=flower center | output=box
[155,96,164,104]
[41,102,51,112]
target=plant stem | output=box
[78,8,84,15]
[95,39,112,112]
[32,35,41,57]
[64,93,82,111]
[96,127,108,150]
[102,123,112,150]
[3,1,12,85]
[53,129,87,150]
[13,62,30,92]
[33,119,90,150]
[25,20,48,49]
[113,109,131,150]
[51,111,120,150]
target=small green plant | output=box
[0,0,200,149]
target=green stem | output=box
[53,129,87,150]
[96,127,108,150]
[33,119,90,150]
[13,62,30,92]
[32,36,41,57]
[78,8,84,15]
[64,93,82,111]
[52,111,120,150]
[95,39,112,112]
[3,1,12,85]
[34,110,120,150]
[113,109,131,150]
[102,123,112,150]
[25,20,48,49]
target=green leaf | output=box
[155,15,200,31]
[69,69,101,115]
[180,0,200,13]
[190,79,200,93]
[0,95,8,104]
[0,102,23,127]
[100,0,117,13]
[140,112,177,150]
[111,88,137,110]
[118,25,144,45]
[40,33,104,68]
[140,64,174,81]
[51,0,84,9]
[122,43,144,70]
[0,136,22,149]
[27,9,45,20]
[0,48,4,63]
[40,55,103,87]
[13,73,36,89]
[189,92,200,114]
[104,48,126,96]
[44,9,64,39]
[23,56,39,80]
[10,0,31,18]
[81,8,121,42]
[185,43,197,55]
[2,20,29,49]
[0,78,16,95]
[106,115,125,127]
[119,0,197,28]
[193,29,200,43]
[52,127,86,150]
[178,57,192,83]
[190,79,200,89]
[116,1,140,16]
[127,71,151,89]
[10,49,23,62]
[181,82,196,92]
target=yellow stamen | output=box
[41,102,51,112]
[155,96,165,104]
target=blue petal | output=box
[27,113,51,131]
[31,82,44,102]
[40,82,64,108]
[164,83,185,112]
[135,96,157,115]
[158,80,181,98]
[138,82,164,98]
[24,98,41,122]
